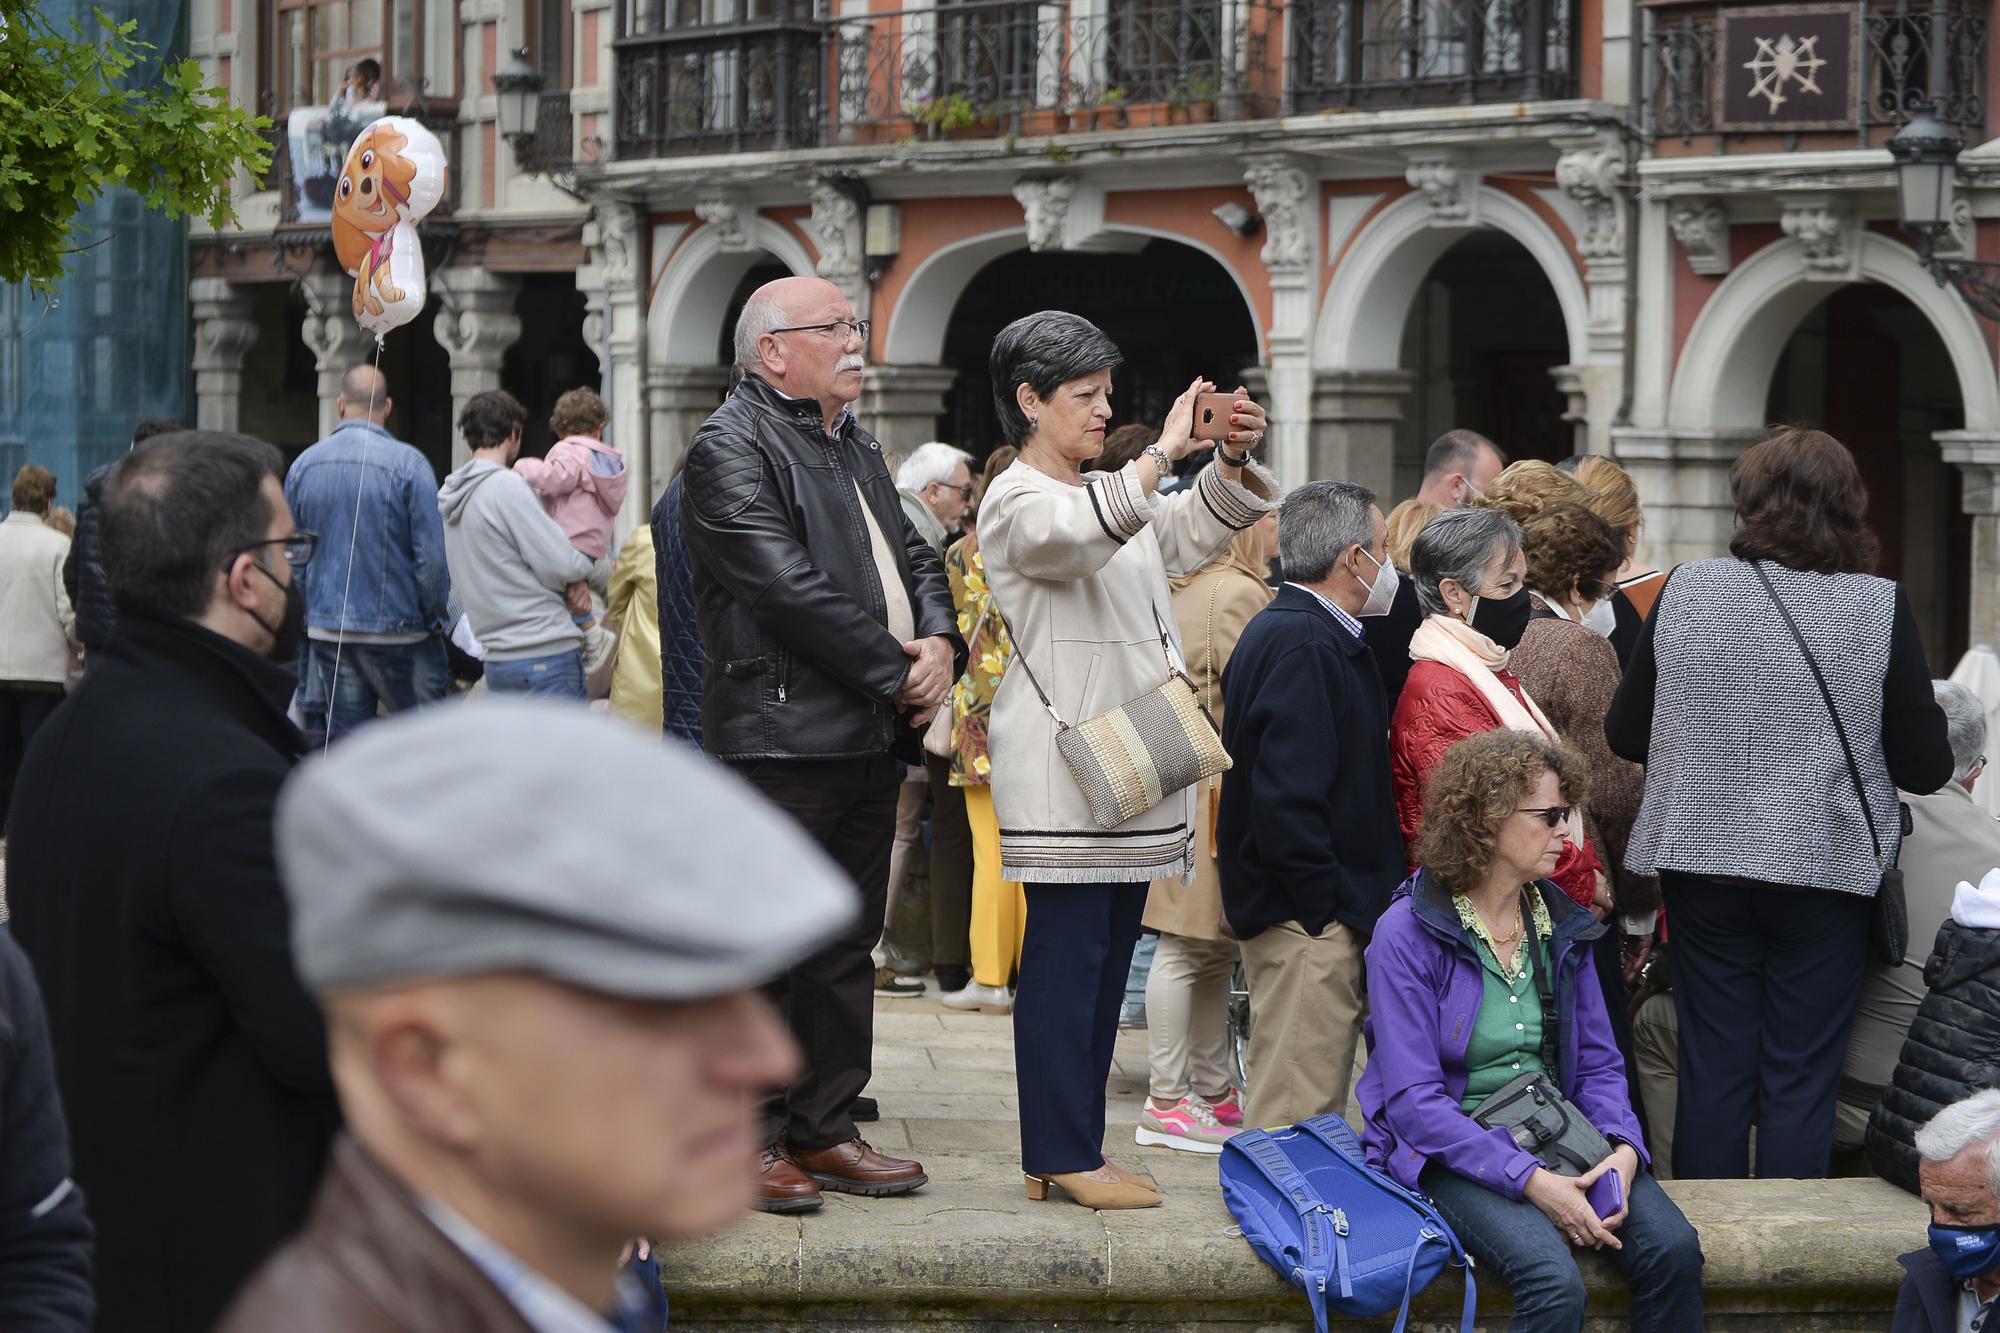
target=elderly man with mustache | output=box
[680,276,964,1214]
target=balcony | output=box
[609,0,1362,158]
[1290,0,1578,111]
[1648,0,1987,148]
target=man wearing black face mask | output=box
[6,432,341,1333]
[1896,1092,2000,1331]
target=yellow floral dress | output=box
[944,532,1013,788]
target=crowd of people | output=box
[3,270,2000,1329]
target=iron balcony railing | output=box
[1650,0,1986,143]
[1290,0,1577,110]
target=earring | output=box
[1028,415,1038,431]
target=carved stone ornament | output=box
[1669,200,1732,276]
[807,176,863,281]
[1405,156,1476,225]
[1244,158,1312,272]
[1936,196,1977,260]
[1554,143,1628,261]
[1014,176,1077,253]
[1779,196,1856,281]
[695,192,755,252]
[591,202,640,291]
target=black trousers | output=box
[924,753,973,971]
[0,686,62,835]
[731,755,902,1152]
[1015,880,1146,1175]
[1663,869,1871,1179]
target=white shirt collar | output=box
[417,1195,646,1333]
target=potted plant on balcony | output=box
[1067,79,1096,134]
[1098,86,1128,130]
[1183,73,1218,123]
[904,92,979,140]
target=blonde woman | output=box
[1560,454,1661,666]
[1136,468,1279,1153]
[1383,498,1441,572]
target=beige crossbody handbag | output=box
[999,604,1231,829]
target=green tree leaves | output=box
[0,0,270,297]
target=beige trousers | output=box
[1143,932,1240,1103]
[1630,992,1680,1180]
[1240,918,1366,1130]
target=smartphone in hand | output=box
[1192,392,1239,442]
[1587,1169,1624,1221]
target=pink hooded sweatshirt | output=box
[514,435,628,560]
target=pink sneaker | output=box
[1202,1088,1245,1128]
[1135,1097,1238,1154]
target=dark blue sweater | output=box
[1216,584,1407,942]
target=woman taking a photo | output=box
[1358,729,1704,1330]
[1606,427,1952,1179]
[1391,507,1603,911]
[980,311,1272,1210]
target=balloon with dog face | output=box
[331,116,448,338]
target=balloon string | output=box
[323,334,388,756]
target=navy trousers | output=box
[1662,869,1872,1178]
[1015,881,1146,1175]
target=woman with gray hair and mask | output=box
[978,310,1272,1210]
[1391,507,1605,912]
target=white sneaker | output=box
[939,981,1013,1014]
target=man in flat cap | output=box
[217,699,855,1331]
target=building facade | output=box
[186,0,1999,658]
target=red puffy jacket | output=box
[1390,658,1601,909]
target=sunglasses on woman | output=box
[1517,805,1574,829]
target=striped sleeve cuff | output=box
[1196,462,1273,531]
[1086,465,1155,544]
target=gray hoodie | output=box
[437,458,607,662]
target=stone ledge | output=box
[661,1163,1925,1331]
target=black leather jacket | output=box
[1867,918,2000,1193]
[62,462,119,650]
[680,374,962,761]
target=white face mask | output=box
[1354,546,1400,618]
[1582,596,1617,638]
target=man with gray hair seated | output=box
[1893,1089,2000,1331]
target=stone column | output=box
[433,269,524,469]
[1554,132,1632,455]
[1940,433,2000,654]
[1610,428,1760,569]
[858,365,958,459]
[1309,370,1413,498]
[1246,155,1318,485]
[300,270,374,440]
[579,201,650,540]
[189,278,259,433]
[646,366,732,494]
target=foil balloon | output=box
[331,117,448,338]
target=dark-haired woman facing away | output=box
[1604,427,1953,1180]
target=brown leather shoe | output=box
[789,1138,929,1197]
[756,1147,823,1214]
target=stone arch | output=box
[1667,229,2000,434]
[1313,186,1592,372]
[882,225,1266,366]
[647,216,818,366]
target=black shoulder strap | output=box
[1522,889,1559,1075]
[1747,561,1886,871]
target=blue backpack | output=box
[1220,1114,1476,1333]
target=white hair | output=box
[1936,680,1989,785]
[896,442,973,493]
[1915,1090,2000,1196]
[733,292,789,370]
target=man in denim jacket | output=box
[284,366,451,744]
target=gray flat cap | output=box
[275,699,856,998]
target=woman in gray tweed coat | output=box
[979,311,1273,1210]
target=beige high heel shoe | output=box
[1024,1170,1163,1209]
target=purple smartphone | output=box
[1587,1171,1624,1221]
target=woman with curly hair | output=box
[1606,426,1953,1181]
[1357,729,1704,1331]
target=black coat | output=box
[0,933,92,1331]
[679,374,962,761]
[6,611,340,1333]
[1216,585,1406,942]
[1869,919,2000,1193]
[58,464,116,652]
[1363,573,1421,712]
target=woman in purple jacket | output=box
[1356,730,1703,1330]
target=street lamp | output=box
[1888,102,2000,319]
[495,48,544,158]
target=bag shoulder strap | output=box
[1747,561,1885,868]
[1522,890,1560,1076]
[993,598,1184,732]
[1231,1132,1338,1332]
